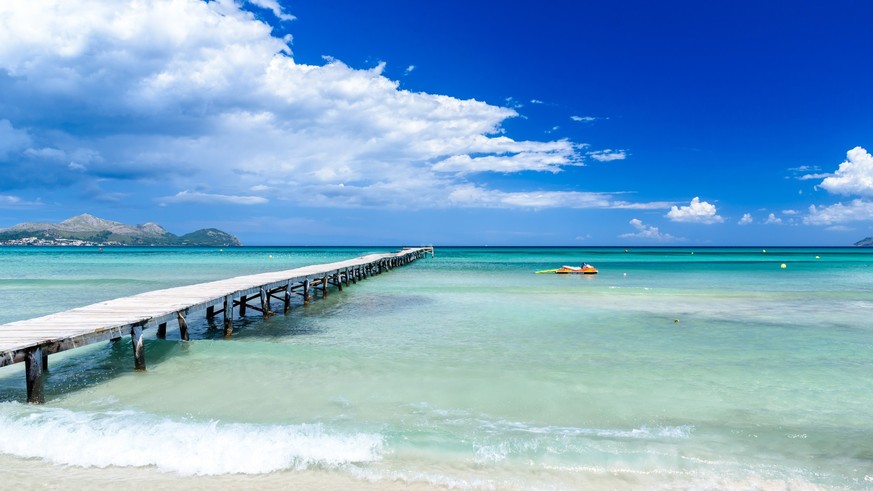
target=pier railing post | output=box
[25,347,45,404]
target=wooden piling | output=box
[177,312,189,341]
[25,347,45,404]
[239,295,247,316]
[157,322,167,339]
[283,283,291,314]
[223,295,233,337]
[303,279,310,305]
[131,325,145,371]
[259,288,271,318]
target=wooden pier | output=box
[0,247,433,403]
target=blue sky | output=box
[1,0,872,245]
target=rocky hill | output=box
[855,237,873,247]
[0,214,241,246]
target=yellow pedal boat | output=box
[536,265,598,274]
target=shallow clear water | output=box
[0,247,872,489]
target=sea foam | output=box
[0,403,383,475]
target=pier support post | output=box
[157,322,167,339]
[177,312,189,341]
[283,283,291,314]
[260,288,271,318]
[322,274,328,297]
[25,347,45,404]
[239,295,247,316]
[336,273,343,291]
[303,279,310,305]
[344,269,350,287]
[223,295,233,337]
[206,306,215,320]
[131,325,145,371]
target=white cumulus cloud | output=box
[804,200,873,225]
[764,213,782,225]
[738,213,753,225]
[587,149,627,162]
[246,0,295,21]
[804,147,873,226]
[819,147,873,197]
[620,218,679,241]
[0,0,654,212]
[666,197,723,224]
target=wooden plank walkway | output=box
[0,247,433,403]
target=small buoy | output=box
[780,263,787,269]
[674,319,680,323]
[762,249,766,254]
[623,272,627,277]
[220,249,224,252]
[815,255,820,259]
[691,251,694,255]
[269,255,273,259]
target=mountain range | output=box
[855,237,873,247]
[0,214,241,246]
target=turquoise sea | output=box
[0,246,871,490]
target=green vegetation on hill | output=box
[0,214,241,246]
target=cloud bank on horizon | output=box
[0,0,870,244]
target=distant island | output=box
[856,237,873,247]
[0,214,241,247]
